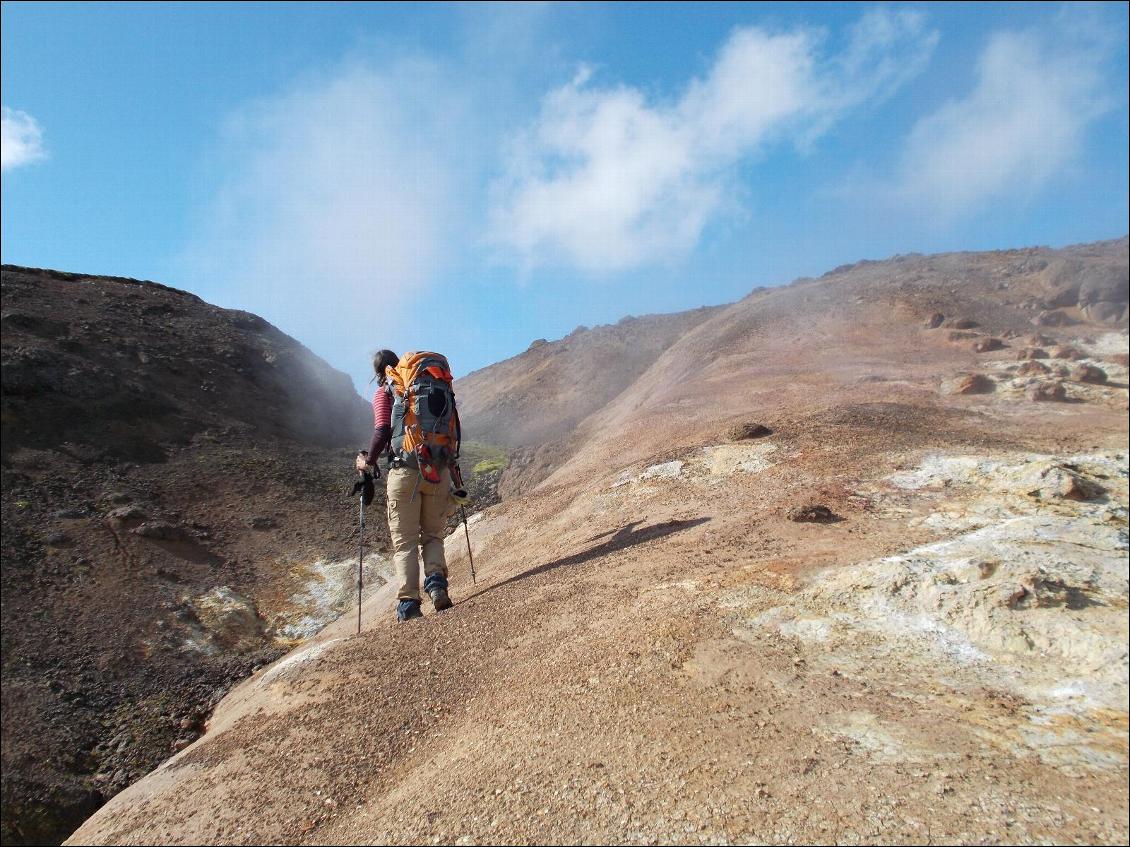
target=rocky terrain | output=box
[0,266,378,845]
[58,237,1128,845]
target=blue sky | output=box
[3,2,1127,392]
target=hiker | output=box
[356,349,468,622]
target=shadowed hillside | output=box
[1,267,376,845]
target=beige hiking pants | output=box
[386,466,453,601]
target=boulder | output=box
[1016,348,1048,360]
[1071,364,1108,384]
[787,504,841,523]
[726,422,773,441]
[1049,345,1085,360]
[1004,573,1092,610]
[924,313,945,329]
[973,338,1004,353]
[1037,259,1085,308]
[1023,465,1105,502]
[1043,284,1082,309]
[1039,259,1127,321]
[946,318,979,329]
[1015,360,1050,377]
[942,374,995,395]
[947,330,979,342]
[1028,334,1054,347]
[1076,265,1128,317]
[1025,380,1067,402]
[133,521,191,541]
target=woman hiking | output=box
[356,349,464,622]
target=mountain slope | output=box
[1,267,377,845]
[455,306,721,448]
[513,239,1129,492]
[66,239,1128,846]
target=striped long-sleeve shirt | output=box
[365,383,393,462]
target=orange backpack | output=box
[387,351,460,483]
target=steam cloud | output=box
[178,59,469,386]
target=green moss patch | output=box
[459,441,509,478]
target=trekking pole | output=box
[357,472,365,635]
[460,506,476,585]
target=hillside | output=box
[65,238,1128,845]
[468,239,1128,496]
[455,306,721,448]
[0,267,377,845]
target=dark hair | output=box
[372,349,399,384]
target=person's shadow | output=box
[465,517,711,601]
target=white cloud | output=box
[490,10,937,273]
[882,16,1117,219]
[1,107,46,171]
[824,9,940,124]
[180,60,470,377]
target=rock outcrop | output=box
[1038,255,1128,325]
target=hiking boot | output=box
[423,573,453,611]
[396,599,423,622]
